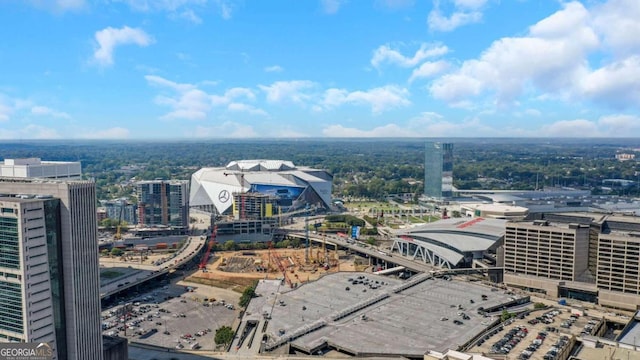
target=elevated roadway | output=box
[285,230,502,277]
[284,231,437,274]
[100,235,207,299]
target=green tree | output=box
[214,326,234,346]
[239,282,257,308]
[100,248,109,256]
[500,309,514,322]
[110,247,123,256]
[223,240,236,251]
[534,302,546,309]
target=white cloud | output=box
[93,26,153,67]
[430,2,601,106]
[322,113,640,138]
[540,119,600,137]
[427,0,487,32]
[211,87,256,105]
[371,43,448,69]
[78,127,130,139]
[428,1,640,110]
[30,106,71,119]
[321,85,410,114]
[270,127,310,138]
[321,115,498,137]
[0,102,12,122]
[146,75,194,92]
[592,0,640,57]
[214,0,234,19]
[26,0,86,13]
[0,96,72,122]
[155,88,212,120]
[259,80,317,104]
[146,75,262,120]
[177,9,202,24]
[579,55,640,108]
[112,0,233,20]
[146,75,212,119]
[374,0,415,10]
[264,65,284,73]
[409,60,450,82]
[322,124,414,137]
[0,125,61,140]
[453,0,486,9]
[227,103,268,116]
[598,114,640,134]
[189,122,258,138]
[320,0,345,14]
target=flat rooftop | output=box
[575,345,640,360]
[248,272,523,357]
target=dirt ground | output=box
[188,247,363,291]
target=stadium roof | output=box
[226,159,295,171]
[394,218,506,266]
[190,160,332,214]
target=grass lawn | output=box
[100,270,124,279]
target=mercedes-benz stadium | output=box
[189,160,333,215]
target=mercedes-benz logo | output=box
[218,190,230,203]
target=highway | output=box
[284,230,438,274]
[100,235,207,299]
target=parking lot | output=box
[101,283,238,350]
[470,307,601,360]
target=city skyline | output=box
[0,0,639,139]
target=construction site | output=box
[188,240,363,291]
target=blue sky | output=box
[0,0,639,139]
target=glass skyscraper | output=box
[136,180,189,228]
[424,142,454,198]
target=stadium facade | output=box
[189,160,332,216]
[392,217,506,269]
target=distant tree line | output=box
[1,138,639,201]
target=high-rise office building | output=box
[136,180,189,228]
[424,142,453,199]
[502,213,640,310]
[0,178,103,360]
[101,199,137,225]
[504,220,590,282]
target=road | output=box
[285,230,438,274]
[100,235,207,298]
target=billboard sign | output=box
[351,226,360,239]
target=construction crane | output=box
[199,225,217,271]
[114,200,126,240]
[267,241,292,288]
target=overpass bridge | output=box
[100,235,207,299]
[284,230,502,279]
[284,231,437,274]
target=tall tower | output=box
[0,178,103,360]
[136,180,189,228]
[424,142,454,199]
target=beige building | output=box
[0,158,81,180]
[503,213,640,311]
[461,203,528,220]
[504,220,589,282]
[597,233,640,309]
